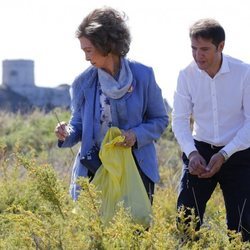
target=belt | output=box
[194,140,224,151]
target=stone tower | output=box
[1,59,70,110]
[2,59,35,89]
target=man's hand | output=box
[198,152,225,178]
[188,151,207,176]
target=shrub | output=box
[0,110,249,249]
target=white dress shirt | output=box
[172,54,250,158]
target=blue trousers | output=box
[177,140,250,241]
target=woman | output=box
[55,6,168,202]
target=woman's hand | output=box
[54,121,69,141]
[116,130,137,148]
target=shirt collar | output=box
[218,54,230,75]
[196,54,230,78]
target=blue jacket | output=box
[59,60,168,199]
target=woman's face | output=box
[79,36,109,69]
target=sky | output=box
[1,0,250,106]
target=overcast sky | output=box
[1,0,250,105]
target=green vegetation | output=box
[0,109,249,249]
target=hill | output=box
[0,86,31,112]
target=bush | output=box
[0,110,249,249]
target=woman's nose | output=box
[84,52,90,61]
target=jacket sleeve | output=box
[131,68,169,148]
[58,78,83,148]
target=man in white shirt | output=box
[172,18,250,241]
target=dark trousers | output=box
[137,166,155,204]
[177,140,250,241]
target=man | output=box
[172,18,250,241]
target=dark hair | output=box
[189,18,225,47]
[76,6,131,56]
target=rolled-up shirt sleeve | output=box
[222,71,250,157]
[172,71,197,157]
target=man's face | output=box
[191,37,224,77]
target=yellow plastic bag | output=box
[92,127,152,227]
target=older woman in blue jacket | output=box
[55,7,168,201]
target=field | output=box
[0,109,249,249]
